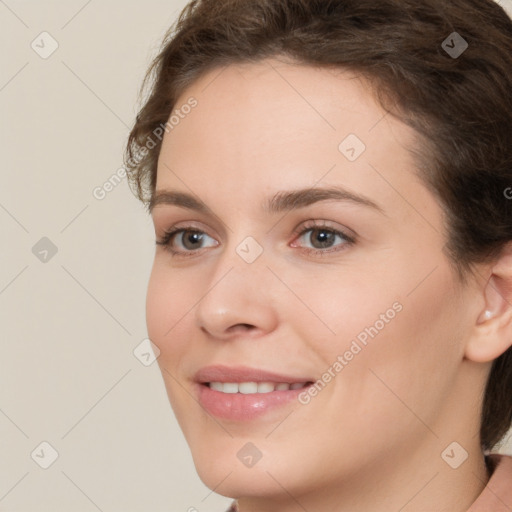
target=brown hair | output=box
[124,0,512,453]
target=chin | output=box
[194,459,286,499]
[188,438,309,499]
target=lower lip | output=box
[196,383,311,421]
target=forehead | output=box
[167,58,384,146]
[154,58,430,219]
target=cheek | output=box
[300,252,462,405]
[145,264,168,345]
[146,263,194,419]
[286,265,401,359]
[145,261,191,359]
[339,263,463,426]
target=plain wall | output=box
[1,1,511,511]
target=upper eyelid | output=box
[156,219,212,236]
[159,219,350,237]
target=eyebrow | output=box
[148,186,386,216]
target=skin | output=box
[146,57,512,512]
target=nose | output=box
[194,247,279,341]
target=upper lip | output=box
[194,365,314,384]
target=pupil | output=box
[184,231,202,249]
[312,228,333,248]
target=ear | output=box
[465,242,512,363]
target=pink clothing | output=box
[225,453,512,511]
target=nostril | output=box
[229,323,255,332]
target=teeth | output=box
[210,382,225,392]
[222,382,239,394]
[208,381,309,393]
[257,382,275,393]
[239,382,258,394]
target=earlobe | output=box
[478,310,493,323]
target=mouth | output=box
[193,365,317,421]
[202,381,314,394]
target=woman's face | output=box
[146,59,481,500]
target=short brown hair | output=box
[125,0,512,453]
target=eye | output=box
[156,220,356,258]
[156,227,218,257]
[291,221,355,255]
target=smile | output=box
[207,381,311,393]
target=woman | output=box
[125,0,512,510]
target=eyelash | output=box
[155,221,356,259]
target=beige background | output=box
[1,1,512,511]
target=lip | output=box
[194,364,314,384]
[194,365,315,421]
